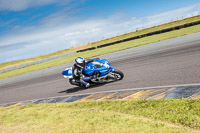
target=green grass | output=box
[0,15,200,70]
[0,99,200,132]
[1,23,200,79]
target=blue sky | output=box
[0,0,200,63]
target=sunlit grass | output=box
[0,99,200,132]
[0,15,200,70]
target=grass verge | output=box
[1,23,200,79]
[0,99,200,133]
[0,15,200,70]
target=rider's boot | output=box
[80,79,90,88]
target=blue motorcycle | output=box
[62,58,124,88]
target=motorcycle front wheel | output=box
[112,69,124,80]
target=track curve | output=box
[0,32,200,104]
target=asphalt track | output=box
[0,32,200,104]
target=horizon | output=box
[0,0,200,63]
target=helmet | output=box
[75,57,85,68]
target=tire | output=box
[113,69,124,80]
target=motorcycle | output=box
[62,58,124,88]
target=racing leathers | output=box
[72,58,99,88]
[72,63,90,87]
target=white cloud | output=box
[0,3,200,62]
[0,0,71,11]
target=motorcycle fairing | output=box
[62,67,73,78]
[83,59,114,77]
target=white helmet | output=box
[75,57,85,68]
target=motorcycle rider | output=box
[72,57,99,88]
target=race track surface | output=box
[0,32,200,104]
